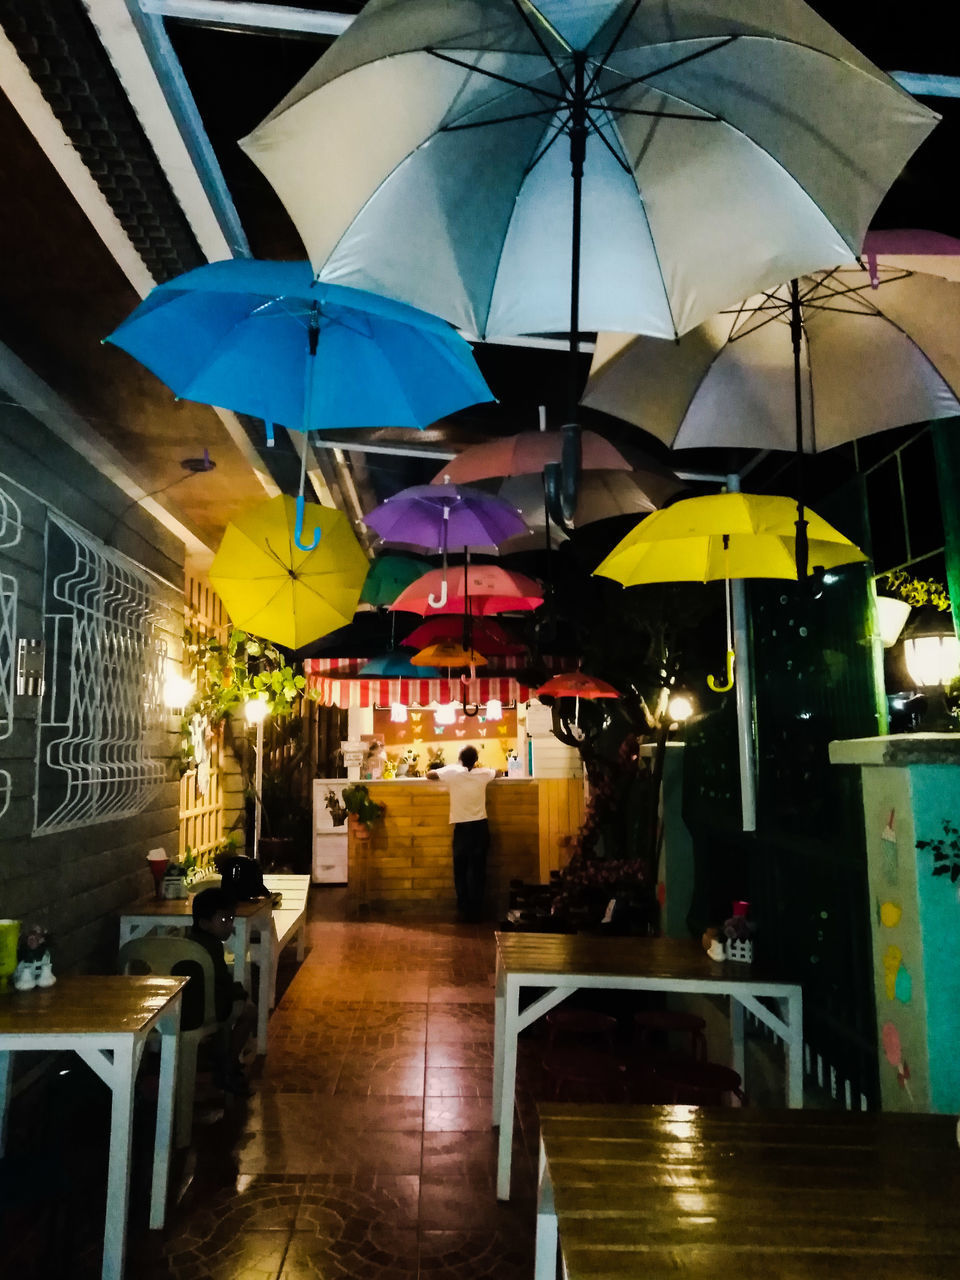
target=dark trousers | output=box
[452,819,489,919]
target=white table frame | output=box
[0,975,184,1280]
[118,896,275,1055]
[492,933,803,1199]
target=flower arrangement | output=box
[882,570,951,612]
[324,788,348,826]
[342,782,386,831]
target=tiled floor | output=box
[3,890,541,1279]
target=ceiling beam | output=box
[83,0,248,261]
[140,0,352,36]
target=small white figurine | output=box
[15,923,55,990]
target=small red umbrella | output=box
[401,615,526,656]
[432,429,630,484]
[534,673,620,699]
[390,565,543,616]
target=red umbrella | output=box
[390,566,543,616]
[401,616,526,656]
[534,673,620,699]
[432,429,630,485]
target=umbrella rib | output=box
[442,106,567,132]
[599,35,737,104]
[586,0,645,97]
[426,48,564,106]
[509,0,572,91]
[523,114,571,176]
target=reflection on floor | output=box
[2,889,540,1279]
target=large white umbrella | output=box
[240,0,936,346]
[582,265,960,453]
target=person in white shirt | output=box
[428,746,497,921]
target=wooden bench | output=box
[262,874,310,1007]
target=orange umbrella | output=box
[534,673,620,699]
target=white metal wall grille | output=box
[0,483,22,820]
[34,515,171,832]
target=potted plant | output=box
[342,782,385,841]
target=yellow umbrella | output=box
[410,642,488,668]
[595,492,867,690]
[210,494,369,649]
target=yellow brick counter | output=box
[347,779,581,912]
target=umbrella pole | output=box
[727,474,758,832]
[294,313,322,551]
[790,278,809,581]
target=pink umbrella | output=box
[862,228,960,285]
[390,566,543,616]
[432,429,631,485]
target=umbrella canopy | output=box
[534,672,620,699]
[411,642,488,669]
[594,493,868,586]
[401,617,526,656]
[240,1,935,345]
[432,430,631,484]
[209,495,369,650]
[500,469,683,530]
[583,266,960,454]
[364,484,527,551]
[391,566,544,616]
[863,228,960,284]
[360,554,434,607]
[106,259,494,438]
[357,653,440,678]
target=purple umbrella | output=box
[364,482,527,608]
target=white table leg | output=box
[254,915,274,1055]
[150,1008,181,1229]
[0,1049,10,1156]
[102,1038,137,1280]
[730,997,745,1087]
[492,953,505,1125]
[535,1135,558,1280]
[229,919,252,992]
[496,975,520,1200]
[784,990,804,1107]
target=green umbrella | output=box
[360,554,434,607]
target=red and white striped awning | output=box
[303,656,529,708]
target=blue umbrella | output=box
[358,653,440,678]
[105,260,494,549]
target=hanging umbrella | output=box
[240,0,936,518]
[401,616,527,656]
[106,259,494,550]
[583,264,960,575]
[432,430,632,484]
[358,653,440,678]
[390,566,543,616]
[410,642,488,668]
[500,470,683,530]
[365,483,528,608]
[862,228,960,285]
[594,491,868,688]
[583,267,960,455]
[209,494,370,650]
[534,673,620,699]
[360,554,434,607]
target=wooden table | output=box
[0,975,185,1280]
[536,1103,960,1279]
[493,932,803,1199]
[118,894,275,1054]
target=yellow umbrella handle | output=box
[707,648,735,693]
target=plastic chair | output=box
[633,1009,708,1062]
[652,1058,744,1106]
[546,1008,618,1050]
[118,936,221,1148]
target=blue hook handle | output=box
[294,494,321,551]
